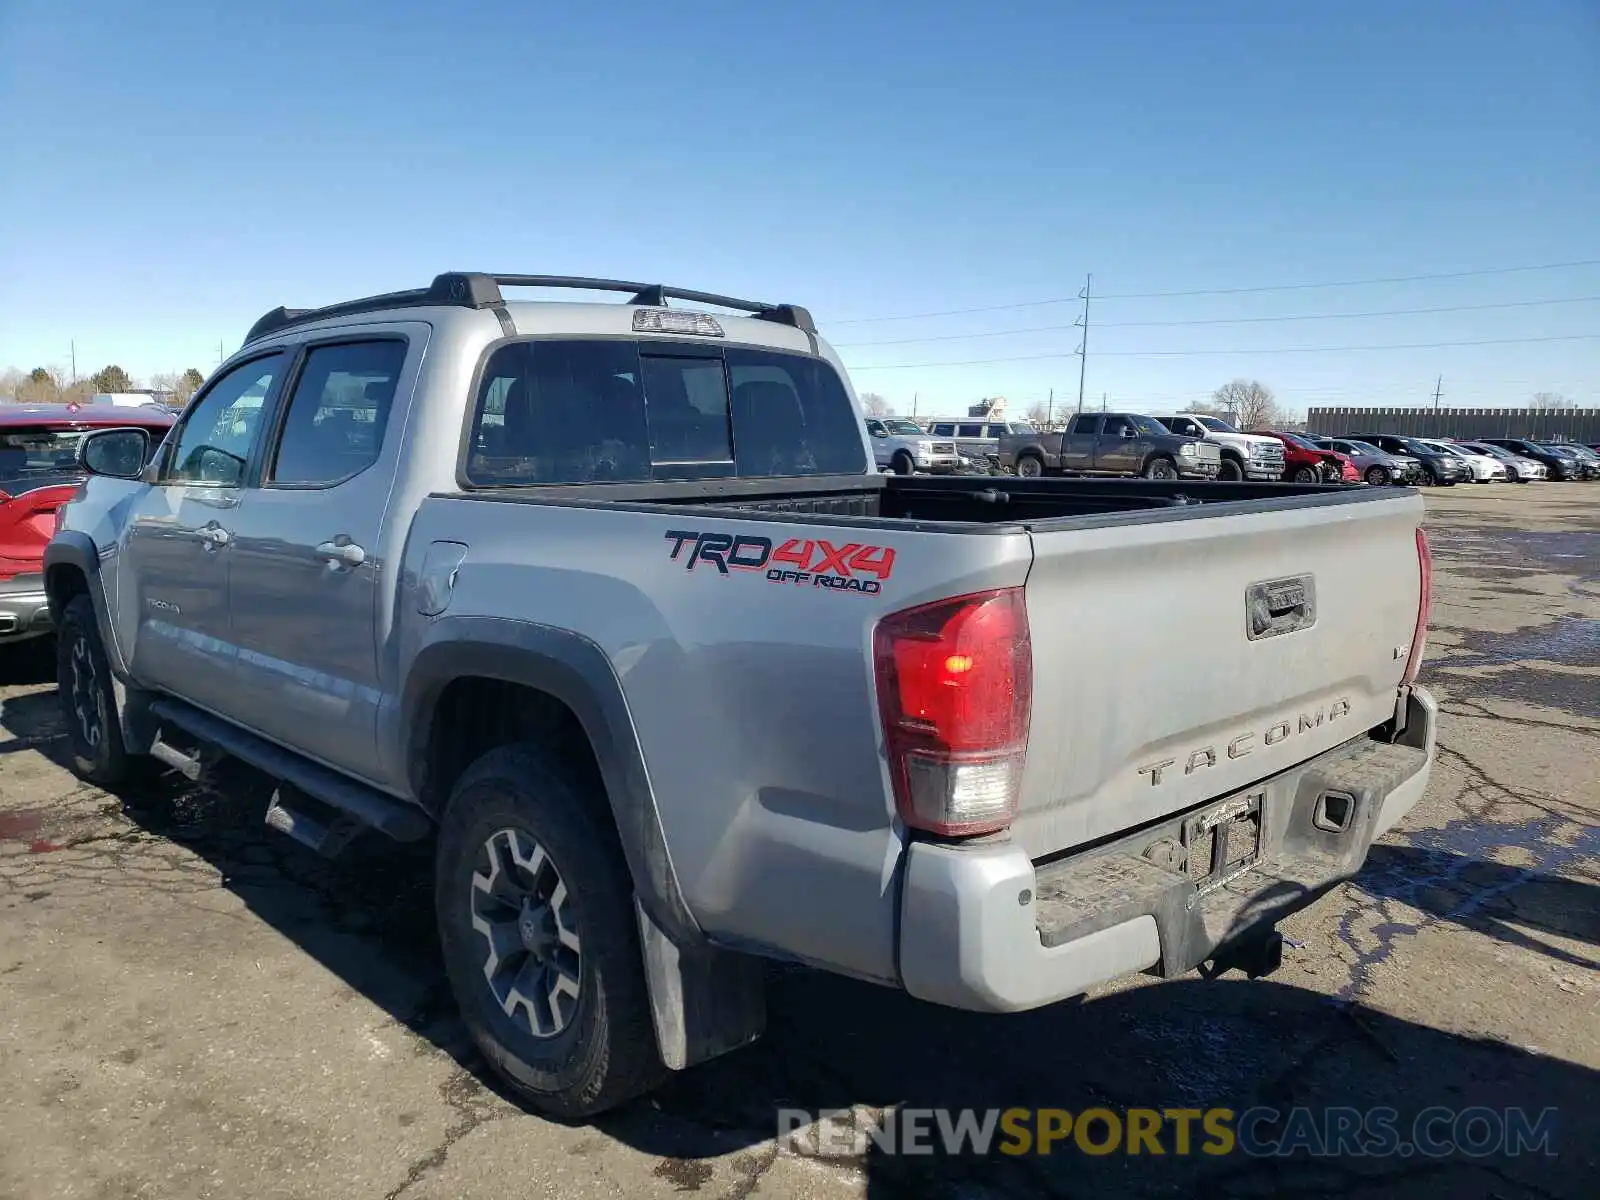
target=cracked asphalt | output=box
[2,484,1596,1199]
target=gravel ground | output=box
[1,483,1595,1199]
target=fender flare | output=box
[42,533,128,677]
[401,615,702,949]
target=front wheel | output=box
[1291,465,1319,484]
[1216,457,1243,482]
[56,594,136,787]
[1142,456,1177,481]
[890,451,915,476]
[435,744,663,1119]
[1365,465,1391,486]
[1016,454,1044,479]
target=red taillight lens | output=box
[1403,527,1432,683]
[873,587,1032,836]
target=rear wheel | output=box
[1142,456,1177,481]
[890,451,915,476]
[56,595,136,787]
[1291,465,1319,484]
[1216,457,1243,482]
[1365,465,1390,486]
[1016,453,1044,479]
[435,744,663,1119]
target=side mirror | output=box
[78,427,152,479]
[871,428,888,438]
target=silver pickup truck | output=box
[45,273,1437,1119]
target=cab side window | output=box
[1070,415,1100,436]
[164,353,285,486]
[1102,416,1132,437]
[268,340,407,486]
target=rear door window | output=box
[268,340,406,486]
[1070,415,1100,435]
[957,423,984,438]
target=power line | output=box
[1095,259,1600,300]
[826,257,1600,325]
[831,295,1600,347]
[843,332,1600,371]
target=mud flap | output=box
[636,900,766,1071]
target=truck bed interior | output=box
[459,473,1387,530]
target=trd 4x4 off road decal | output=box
[664,530,895,595]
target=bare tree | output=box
[859,392,892,418]
[1211,379,1282,429]
[1532,391,1574,409]
[1025,401,1050,426]
[0,367,22,401]
[17,366,62,404]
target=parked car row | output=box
[1312,433,1600,484]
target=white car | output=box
[1422,440,1505,483]
[1454,441,1545,483]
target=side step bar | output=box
[148,698,433,844]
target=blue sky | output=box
[1,0,1595,417]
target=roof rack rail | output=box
[242,272,815,346]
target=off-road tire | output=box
[56,594,135,787]
[435,743,662,1119]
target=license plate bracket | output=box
[1182,790,1264,904]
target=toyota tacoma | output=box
[46,272,1437,1118]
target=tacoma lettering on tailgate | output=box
[664,530,896,595]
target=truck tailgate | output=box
[1014,491,1425,860]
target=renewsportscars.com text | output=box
[778,1106,1559,1159]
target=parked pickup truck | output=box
[1153,414,1285,482]
[998,411,1223,480]
[864,416,963,475]
[47,272,1437,1119]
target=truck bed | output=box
[456,472,1378,530]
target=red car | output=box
[1,403,174,646]
[1246,430,1357,483]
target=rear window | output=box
[465,340,866,486]
[0,427,89,489]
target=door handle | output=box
[198,524,230,548]
[316,540,366,568]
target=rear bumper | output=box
[898,686,1437,1012]
[0,575,52,643]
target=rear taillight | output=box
[1403,527,1432,683]
[873,587,1032,837]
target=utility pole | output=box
[1074,273,1092,415]
[1101,391,1107,413]
[912,392,918,419]
[1431,375,1443,414]
[70,340,77,384]
[1046,387,1053,427]
[218,339,225,366]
